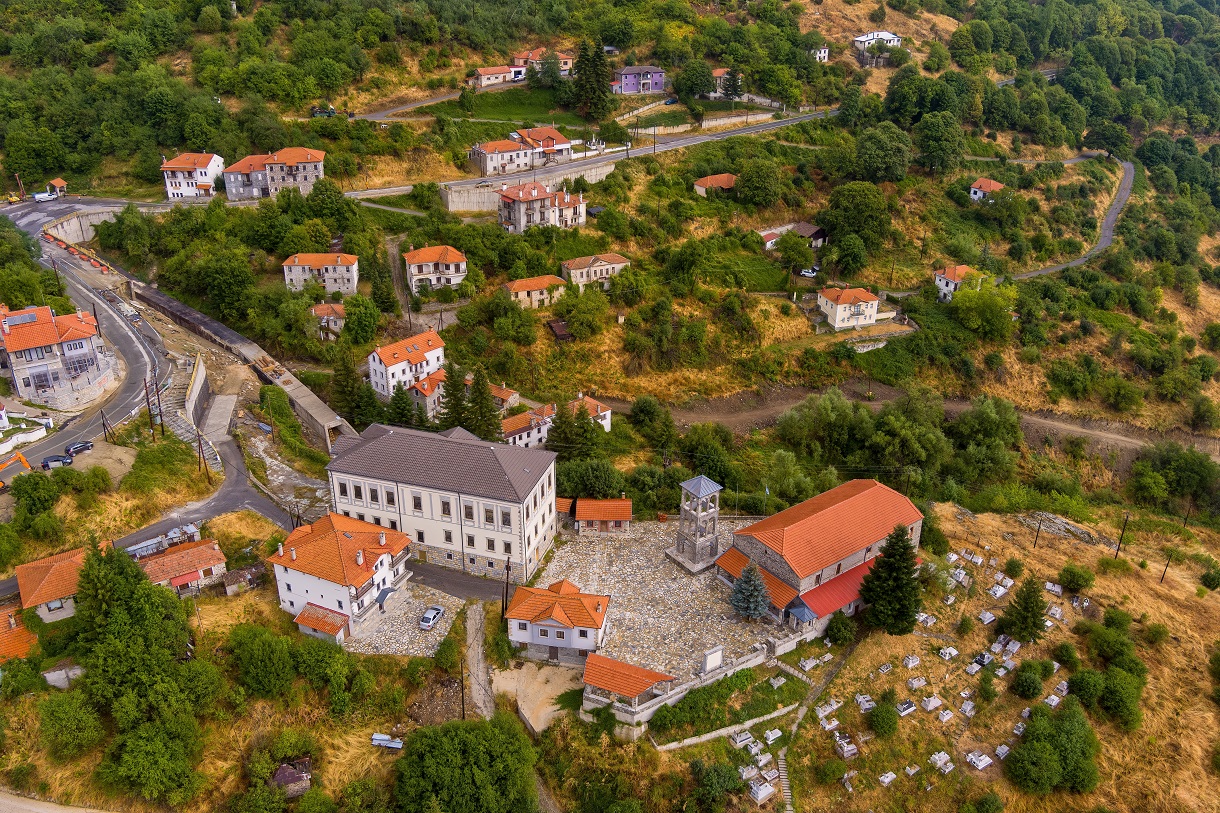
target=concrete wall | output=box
[184,353,210,428]
[441,162,618,212]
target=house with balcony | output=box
[402,245,468,293]
[283,253,359,295]
[560,253,628,291]
[469,127,578,176]
[502,393,611,447]
[817,287,879,330]
[367,329,445,400]
[310,303,346,340]
[267,513,412,643]
[504,275,567,309]
[0,304,113,411]
[327,424,558,582]
[161,153,224,199]
[511,47,573,74]
[498,182,586,234]
[613,66,665,95]
[715,479,923,634]
[505,578,610,662]
[136,538,228,596]
[852,31,902,51]
[16,543,110,623]
[224,147,326,200]
[582,653,676,722]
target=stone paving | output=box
[539,520,772,679]
[343,580,466,657]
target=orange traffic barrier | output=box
[55,241,66,248]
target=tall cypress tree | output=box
[859,525,922,635]
[331,343,363,422]
[546,398,577,462]
[465,367,502,441]
[587,40,613,121]
[1002,575,1047,642]
[436,361,467,430]
[571,401,603,460]
[574,40,594,119]
[731,563,771,619]
[353,383,385,429]
[388,383,415,427]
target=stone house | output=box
[818,287,879,330]
[160,152,223,199]
[15,544,105,623]
[715,479,923,633]
[970,178,1005,202]
[223,563,265,596]
[309,303,346,340]
[561,253,629,291]
[0,304,113,410]
[505,578,610,662]
[469,127,577,176]
[498,182,586,234]
[224,147,326,200]
[136,538,228,596]
[282,253,359,295]
[582,652,675,709]
[574,498,632,534]
[367,329,445,400]
[503,275,567,309]
[613,66,665,94]
[852,31,902,51]
[402,245,468,293]
[502,394,611,447]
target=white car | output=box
[420,605,445,630]
[32,192,56,203]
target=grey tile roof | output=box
[616,66,663,75]
[681,474,723,498]
[327,424,556,503]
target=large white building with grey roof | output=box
[326,424,558,582]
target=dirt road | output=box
[0,791,108,813]
[465,603,495,719]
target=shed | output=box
[270,764,311,799]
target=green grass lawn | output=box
[703,250,788,292]
[699,100,769,113]
[635,109,691,129]
[422,88,586,127]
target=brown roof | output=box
[505,579,609,628]
[161,153,219,170]
[583,652,674,697]
[476,66,513,76]
[267,147,326,166]
[569,394,608,418]
[971,178,1005,192]
[712,68,730,77]
[500,181,565,203]
[556,497,573,515]
[715,546,798,607]
[476,139,529,155]
[294,603,350,636]
[283,253,357,268]
[791,222,825,238]
[373,330,444,368]
[15,543,109,607]
[501,410,547,437]
[694,173,737,190]
[936,264,974,283]
[733,480,922,580]
[267,513,411,589]
[820,287,878,305]
[0,600,36,662]
[504,275,566,294]
[515,127,570,148]
[310,303,346,318]
[0,306,98,353]
[561,253,629,273]
[514,47,572,61]
[574,498,632,521]
[48,178,67,189]
[403,245,466,265]
[138,539,226,585]
[224,154,271,173]
[410,368,446,397]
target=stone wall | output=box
[183,353,210,428]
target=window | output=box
[444,530,453,543]
[390,520,398,531]
[354,485,363,500]
[835,563,842,575]
[539,629,549,638]
[556,631,565,640]
[337,600,343,610]
[503,542,512,555]
[487,538,496,552]
[202,567,213,577]
[46,599,64,611]
[413,495,423,511]
[446,552,453,560]
[343,511,350,517]
[416,530,425,544]
[289,600,294,608]
[469,556,475,564]
[501,510,511,528]
[518,622,527,631]
[373,517,381,526]
[464,504,474,521]
[814,573,822,586]
[579,630,588,639]
[286,584,293,592]
[385,491,395,506]
[339,482,348,497]
[442,500,451,517]
[484,507,494,524]
[369,488,379,504]
[357,514,365,521]
[466,534,475,547]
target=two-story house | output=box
[224,147,327,200]
[613,66,665,94]
[852,30,902,51]
[934,264,980,302]
[511,47,574,74]
[498,182,586,234]
[503,275,567,309]
[970,178,1005,202]
[327,424,558,582]
[469,127,578,176]
[367,330,445,400]
[560,253,629,291]
[161,153,224,199]
[266,513,412,643]
[136,539,227,596]
[505,579,610,662]
[405,369,519,421]
[309,303,346,340]
[716,479,923,634]
[15,543,109,623]
[402,246,468,293]
[817,287,879,330]
[283,253,359,294]
[502,394,611,447]
[0,305,112,410]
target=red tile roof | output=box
[310,303,346,318]
[574,498,632,522]
[515,127,570,148]
[569,394,608,418]
[936,265,974,283]
[583,652,674,697]
[294,602,350,636]
[561,253,629,273]
[224,154,271,173]
[410,368,447,397]
[501,410,547,437]
[556,497,573,515]
[514,47,572,62]
[500,181,564,203]
[0,600,36,662]
[268,513,410,589]
[138,539,226,586]
[712,68,730,77]
[267,147,326,166]
[971,178,1005,192]
[161,153,219,170]
[283,253,357,268]
[476,66,513,76]
[0,306,98,353]
[799,558,874,617]
[715,546,797,608]
[734,480,922,580]
[48,178,67,189]
[374,330,444,368]
[504,275,566,294]
[820,287,878,305]
[761,232,780,243]
[403,245,466,265]
[476,139,529,155]
[505,579,609,628]
[15,543,110,607]
[694,173,737,190]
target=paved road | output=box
[411,560,511,602]
[0,790,109,813]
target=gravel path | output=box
[466,602,495,719]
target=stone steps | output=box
[157,368,222,472]
[778,748,793,813]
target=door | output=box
[418,550,427,563]
[548,646,559,660]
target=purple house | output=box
[613,66,665,95]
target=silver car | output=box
[420,605,445,630]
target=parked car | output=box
[41,455,73,469]
[64,440,94,457]
[32,192,56,203]
[799,268,817,278]
[664,97,679,105]
[420,605,445,630]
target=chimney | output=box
[379,531,386,546]
[277,542,284,557]
[356,549,364,566]
[531,186,537,197]
[621,492,626,499]
[596,601,603,613]
[7,614,14,630]
[501,182,508,192]
[77,308,83,321]
[290,547,296,561]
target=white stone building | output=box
[224,147,327,200]
[402,245,468,293]
[327,424,558,582]
[505,578,610,662]
[161,152,224,199]
[970,178,1005,202]
[367,329,445,400]
[469,127,579,176]
[498,182,586,234]
[282,253,359,295]
[501,394,611,447]
[935,264,979,302]
[852,31,902,50]
[560,253,629,291]
[0,304,114,410]
[818,287,879,330]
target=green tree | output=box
[465,367,502,441]
[387,384,416,427]
[1005,740,1062,794]
[736,159,783,207]
[547,398,579,462]
[950,284,1018,340]
[1010,660,1044,698]
[854,122,912,183]
[1002,576,1048,642]
[540,52,563,89]
[859,525,922,635]
[825,611,856,645]
[436,361,467,431]
[1082,121,1133,159]
[570,402,604,460]
[914,110,966,173]
[674,60,715,99]
[353,383,385,429]
[228,624,295,698]
[775,231,815,276]
[330,344,363,422]
[341,294,379,345]
[457,85,475,115]
[1058,563,1095,592]
[869,703,899,737]
[39,690,105,759]
[730,563,771,619]
[818,182,890,251]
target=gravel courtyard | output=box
[343,581,466,657]
[539,520,773,679]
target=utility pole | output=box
[1160,556,1171,584]
[1032,517,1042,549]
[1115,512,1129,559]
[100,409,111,443]
[1182,502,1191,529]
[460,652,467,719]
[154,379,166,438]
[502,561,512,617]
[143,377,156,440]
[196,428,212,485]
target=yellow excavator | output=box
[6,173,25,205]
[0,452,32,489]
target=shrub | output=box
[1099,667,1143,730]
[976,791,1004,813]
[1011,661,1044,699]
[1067,668,1105,708]
[956,616,975,637]
[1004,558,1025,578]
[1096,556,1132,577]
[1005,740,1062,794]
[979,669,998,702]
[815,758,847,784]
[1053,642,1081,671]
[38,690,104,759]
[869,704,899,737]
[920,513,950,555]
[1103,608,1133,633]
[434,636,460,675]
[296,790,339,813]
[1203,569,1220,590]
[293,637,349,689]
[1213,744,1220,775]
[1058,563,1095,592]
[825,612,856,646]
[228,624,295,698]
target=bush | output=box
[1068,668,1105,708]
[1203,569,1220,590]
[296,790,339,813]
[975,791,1004,813]
[293,637,349,689]
[869,703,899,737]
[1058,563,1095,592]
[1102,608,1132,634]
[1011,661,1044,699]
[1005,739,1062,794]
[1099,667,1143,730]
[1053,642,1081,671]
[956,616,975,637]
[979,669,998,702]
[434,636,460,675]
[228,624,295,698]
[825,612,856,646]
[38,690,104,759]
[920,513,950,556]
[1004,558,1025,578]
[648,669,755,737]
[1096,556,1132,577]
[815,758,847,784]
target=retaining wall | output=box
[184,353,210,428]
[655,702,801,751]
[614,98,668,122]
[441,161,618,212]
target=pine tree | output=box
[436,362,467,430]
[859,525,922,635]
[546,399,577,462]
[574,40,594,119]
[353,383,385,428]
[588,41,614,121]
[731,563,772,619]
[571,401,603,460]
[387,383,415,427]
[724,69,742,101]
[465,367,502,441]
[413,402,430,429]
[1001,576,1047,642]
[331,343,363,422]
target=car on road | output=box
[32,192,56,203]
[420,605,445,630]
[41,455,73,470]
[65,440,94,457]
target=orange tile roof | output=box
[733,480,922,580]
[712,68,729,77]
[515,127,570,148]
[574,498,632,521]
[514,47,572,62]
[48,178,67,189]
[506,579,609,628]
[374,330,444,368]
[556,497,573,515]
[283,253,358,268]
[476,66,513,76]
[403,245,466,265]
[0,306,98,353]
[15,543,109,607]
[267,147,326,166]
[583,652,674,697]
[561,253,629,272]
[161,153,219,170]
[971,178,1005,192]
[820,287,878,305]
[799,558,874,617]
[460,373,516,402]
[476,139,529,155]
[294,602,350,636]
[310,303,346,318]
[138,539,226,585]
[0,600,36,662]
[500,181,564,203]
[501,410,546,436]
[936,264,974,283]
[569,394,608,417]
[410,368,447,397]
[715,546,798,608]
[694,173,737,190]
[504,275,566,294]
[267,513,411,589]
[225,153,271,173]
